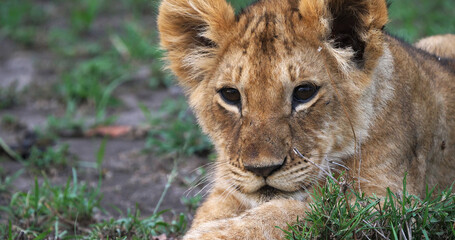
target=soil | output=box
[0,30,208,226]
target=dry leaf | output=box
[85,125,132,137]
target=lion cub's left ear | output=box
[299,0,388,68]
[158,0,235,90]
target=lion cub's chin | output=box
[240,185,310,204]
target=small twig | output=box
[362,232,372,240]
[405,219,412,240]
[328,159,350,170]
[398,223,408,240]
[362,219,390,240]
[357,138,362,193]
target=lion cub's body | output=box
[158,0,455,238]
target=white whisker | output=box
[328,160,350,170]
[294,148,340,184]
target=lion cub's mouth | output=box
[255,183,312,200]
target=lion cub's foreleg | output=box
[185,188,307,240]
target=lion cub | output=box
[158,0,455,238]
[415,34,455,59]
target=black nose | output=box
[244,163,283,177]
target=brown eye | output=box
[293,83,319,104]
[219,88,241,105]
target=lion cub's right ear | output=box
[158,0,235,90]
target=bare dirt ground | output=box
[0,36,208,223]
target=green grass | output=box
[1,114,22,131]
[227,0,255,13]
[0,1,186,235]
[0,169,23,194]
[87,209,187,239]
[2,168,453,239]
[48,10,172,127]
[112,21,161,60]
[0,174,188,239]
[58,53,126,106]
[69,0,105,34]
[181,195,203,214]
[0,0,45,46]
[44,102,86,138]
[0,85,19,110]
[141,97,212,157]
[25,144,72,171]
[111,21,173,88]
[122,0,157,15]
[1,0,173,128]
[48,28,102,57]
[0,142,189,239]
[283,175,455,239]
[387,0,455,42]
[0,169,102,239]
[54,52,131,127]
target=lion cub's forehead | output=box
[215,1,325,87]
[234,1,304,58]
[217,40,324,91]
[217,50,317,89]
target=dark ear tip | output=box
[333,34,355,49]
[327,0,387,67]
[331,33,366,65]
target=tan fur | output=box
[158,0,455,239]
[415,34,455,59]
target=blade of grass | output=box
[153,159,178,215]
[7,221,12,240]
[33,177,39,212]
[95,76,128,124]
[422,229,430,240]
[33,230,51,240]
[0,137,23,162]
[72,168,78,195]
[391,223,398,240]
[402,173,407,215]
[96,138,107,190]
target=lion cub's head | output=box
[158,0,392,204]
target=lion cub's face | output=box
[201,10,354,203]
[159,0,389,203]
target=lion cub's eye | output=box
[293,83,319,104]
[219,88,241,105]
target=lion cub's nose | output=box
[244,163,283,177]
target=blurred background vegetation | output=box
[0,0,453,239]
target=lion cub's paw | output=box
[183,218,242,240]
[184,199,305,240]
[183,217,282,240]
